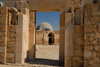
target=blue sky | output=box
[36,12,60,31]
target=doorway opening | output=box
[48,32,54,45]
[35,11,61,66]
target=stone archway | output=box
[48,32,54,45]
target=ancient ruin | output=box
[0,0,100,67]
[36,22,59,45]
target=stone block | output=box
[84,12,91,17]
[97,52,100,58]
[84,25,92,33]
[91,52,96,58]
[73,33,83,38]
[84,46,93,51]
[0,25,7,32]
[73,45,83,50]
[7,32,16,37]
[8,25,16,32]
[65,57,72,67]
[91,3,99,12]
[73,61,83,67]
[0,53,5,58]
[84,34,91,40]
[0,36,6,43]
[84,41,91,46]
[0,57,5,63]
[91,16,99,25]
[98,24,100,33]
[92,40,99,46]
[89,59,98,67]
[0,43,5,46]
[72,57,81,61]
[74,50,83,57]
[75,38,83,45]
[84,52,92,57]
[0,16,8,25]
[7,42,15,48]
[21,8,29,16]
[7,37,16,42]
[95,33,100,38]
[7,53,15,58]
[94,46,99,51]
[29,0,66,11]
[7,47,15,53]
[0,7,8,14]
[93,57,100,64]
[92,25,97,33]
[74,25,83,33]
[92,12,100,16]
[0,32,7,36]
[84,4,91,12]
[6,57,15,63]
[0,46,5,52]
[84,17,91,25]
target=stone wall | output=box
[0,7,8,63]
[73,25,84,67]
[36,31,43,45]
[84,3,100,67]
[36,31,59,45]
[6,10,17,63]
[6,25,16,63]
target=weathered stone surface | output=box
[65,57,72,67]
[84,46,93,51]
[0,46,5,52]
[84,34,91,40]
[0,53,5,58]
[95,33,100,38]
[0,6,8,14]
[84,25,92,33]
[75,38,83,45]
[8,25,16,32]
[7,53,15,58]
[84,12,91,17]
[98,24,100,33]
[72,57,81,61]
[84,4,91,12]
[84,52,92,57]
[92,25,97,33]
[74,45,83,50]
[73,61,83,67]
[74,50,83,57]
[74,25,83,33]
[91,3,99,12]
[84,17,91,25]
[91,16,99,25]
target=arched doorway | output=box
[48,32,54,45]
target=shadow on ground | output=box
[27,58,64,67]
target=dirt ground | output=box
[0,45,63,67]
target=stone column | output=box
[65,13,73,67]
[0,7,8,64]
[16,14,29,64]
[59,9,65,63]
[28,11,36,61]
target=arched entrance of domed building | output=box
[48,32,54,45]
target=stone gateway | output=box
[0,0,100,67]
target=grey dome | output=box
[36,22,53,31]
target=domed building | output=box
[36,22,59,45]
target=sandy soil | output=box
[0,45,64,67]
